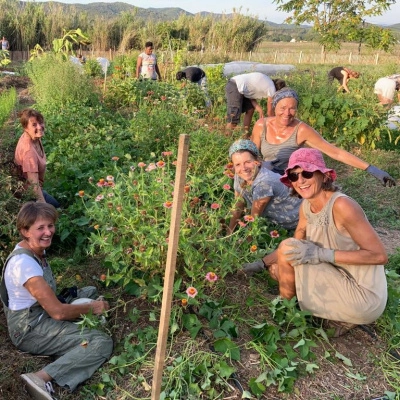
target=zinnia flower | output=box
[145,163,157,172]
[223,184,231,190]
[95,194,104,202]
[210,203,220,210]
[250,245,258,253]
[181,298,188,307]
[78,190,84,197]
[138,162,147,168]
[205,272,218,282]
[270,230,280,238]
[106,175,114,182]
[162,151,172,157]
[111,156,119,161]
[156,160,166,168]
[186,287,198,298]
[238,221,247,227]
[163,201,173,208]
[244,215,255,222]
[130,165,136,171]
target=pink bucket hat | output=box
[280,148,337,187]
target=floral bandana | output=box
[228,139,260,160]
[272,87,299,110]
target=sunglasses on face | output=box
[287,170,315,182]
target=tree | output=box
[273,0,397,52]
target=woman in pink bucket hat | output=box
[244,148,388,337]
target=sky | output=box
[56,0,400,26]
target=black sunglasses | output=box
[287,170,315,182]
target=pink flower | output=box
[162,151,172,157]
[156,160,166,168]
[161,95,167,101]
[210,203,220,210]
[270,230,280,238]
[138,162,147,168]
[95,194,104,202]
[106,175,114,182]
[186,287,198,298]
[223,184,231,190]
[111,156,119,161]
[163,201,173,208]
[205,272,218,282]
[244,215,255,222]
[145,163,157,172]
[238,221,247,227]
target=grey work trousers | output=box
[7,287,113,391]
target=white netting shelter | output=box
[69,56,83,68]
[387,105,400,130]
[96,57,110,74]
[198,61,295,77]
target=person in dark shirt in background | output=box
[176,66,211,107]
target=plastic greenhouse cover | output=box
[387,105,400,130]
[96,57,110,74]
[198,61,295,77]
[69,56,83,68]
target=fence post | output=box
[349,52,352,63]
[298,51,303,64]
[248,51,252,61]
[274,51,277,63]
[375,53,379,65]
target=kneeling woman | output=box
[227,139,302,234]
[261,148,387,336]
[0,202,113,399]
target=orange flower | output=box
[181,298,188,307]
[250,245,258,253]
[78,190,84,197]
[186,287,198,298]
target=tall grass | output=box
[25,54,101,112]
[0,87,17,129]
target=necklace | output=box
[22,239,46,261]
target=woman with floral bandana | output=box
[227,139,301,235]
[250,88,396,187]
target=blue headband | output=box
[272,88,299,109]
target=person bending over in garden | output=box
[374,74,400,106]
[0,202,113,400]
[136,41,162,81]
[328,66,360,93]
[227,139,301,235]
[176,66,211,107]
[244,148,388,337]
[225,72,286,135]
[14,108,61,207]
[250,87,396,186]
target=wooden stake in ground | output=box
[151,134,190,400]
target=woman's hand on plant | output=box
[366,165,396,187]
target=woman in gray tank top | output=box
[251,88,396,186]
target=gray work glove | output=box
[366,165,396,187]
[283,239,335,267]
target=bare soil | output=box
[1,74,399,400]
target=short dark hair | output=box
[17,202,58,233]
[272,79,287,91]
[145,41,153,48]
[176,71,186,80]
[19,109,45,129]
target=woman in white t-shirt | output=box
[136,41,162,80]
[1,202,113,399]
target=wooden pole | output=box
[151,134,190,400]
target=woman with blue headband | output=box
[227,139,301,234]
[250,88,396,187]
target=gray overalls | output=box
[1,248,113,391]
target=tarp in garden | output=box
[196,61,295,77]
[96,57,110,75]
